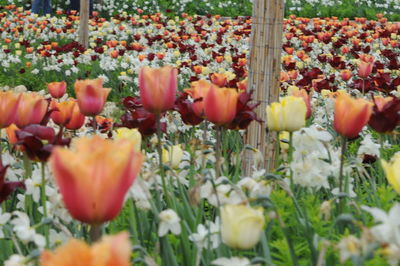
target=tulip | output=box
[0,91,21,129]
[74,79,111,116]
[162,144,183,169]
[139,66,177,114]
[369,96,400,133]
[210,73,228,87]
[50,100,75,126]
[204,86,239,126]
[221,204,265,250]
[333,93,372,139]
[49,136,143,224]
[65,101,86,130]
[358,60,373,79]
[381,153,400,194]
[15,93,48,128]
[114,128,142,152]
[48,81,67,99]
[40,232,131,266]
[266,102,284,131]
[340,69,352,81]
[291,89,312,119]
[185,80,215,117]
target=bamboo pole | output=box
[79,0,90,48]
[243,0,284,174]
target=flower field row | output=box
[0,3,399,266]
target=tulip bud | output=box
[74,78,111,116]
[185,80,215,117]
[47,81,67,99]
[340,69,352,81]
[358,60,373,79]
[15,93,48,128]
[381,153,400,194]
[0,91,21,129]
[139,66,177,114]
[333,93,372,139]
[221,204,265,250]
[291,89,312,119]
[210,73,227,87]
[204,86,239,125]
[114,128,142,152]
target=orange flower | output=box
[204,86,239,125]
[210,73,228,87]
[15,93,48,128]
[139,66,177,114]
[48,81,67,99]
[340,69,352,81]
[74,79,111,116]
[333,93,372,139]
[40,232,131,266]
[50,99,85,129]
[49,136,143,224]
[0,91,21,128]
[358,60,373,79]
[185,80,215,117]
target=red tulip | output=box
[74,79,111,116]
[369,96,400,133]
[139,66,177,114]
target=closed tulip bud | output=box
[74,79,111,116]
[333,93,372,139]
[340,69,352,81]
[115,128,142,152]
[47,81,67,99]
[162,144,184,169]
[382,153,400,194]
[40,232,131,266]
[185,80,215,117]
[49,136,143,224]
[358,60,373,79]
[291,89,312,119]
[281,96,307,131]
[210,73,228,87]
[65,101,85,130]
[204,86,239,125]
[15,93,48,128]
[221,204,265,250]
[139,66,177,114]
[266,102,284,131]
[0,91,21,129]
[50,100,75,126]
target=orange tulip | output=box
[74,79,111,116]
[48,81,67,99]
[65,101,85,130]
[15,93,48,128]
[139,66,177,114]
[358,60,373,79]
[340,69,352,81]
[204,86,239,125]
[0,91,21,128]
[210,73,228,87]
[40,232,131,266]
[49,136,143,224]
[333,93,372,139]
[185,80,215,117]
[50,99,84,130]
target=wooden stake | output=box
[243,0,284,174]
[79,0,90,48]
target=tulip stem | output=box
[338,136,347,214]
[155,114,171,207]
[91,116,97,133]
[362,78,365,95]
[90,224,102,243]
[215,126,222,178]
[41,162,49,248]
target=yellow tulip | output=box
[162,144,184,169]
[115,128,142,152]
[382,153,400,193]
[266,102,284,131]
[221,204,265,250]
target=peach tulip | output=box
[139,66,177,114]
[48,81,67,99]
[14,93,48,128]
[333,93,372,139]
[185,80,215,117]
[74,79,111,116]
[40,232,131,266]
[50,100,75,126]
[0,91,21,128]
[340,69,352,81]
[358,60,373,79]
[49,136,143,224]
[210,73,228,87]
[204,86,239,125]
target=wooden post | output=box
[79,0,90,48]
[243,0,284,174]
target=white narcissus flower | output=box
[337,235,361,263]
[0,209,11,238]
[4,254,33,266]
[10,211,45,248]
[189,218,220,249]
[362,203,400,246]
[158,209,181,237]
[212,256,251,266]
